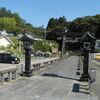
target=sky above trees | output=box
[0,0,100,27]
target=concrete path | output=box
[0,56,95,100]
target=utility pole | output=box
[61,34,66,58]
[44,28,46,40]
[61,28,67,58]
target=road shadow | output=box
[72,83,80,92]
[41,73,90,94]
[41,73,79,81]
[72,83,90,94]
[76,71,80,75]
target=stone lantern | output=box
[19,33,35,77]
[79,32,96,81]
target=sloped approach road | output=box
[0,56,90,100]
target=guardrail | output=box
[0,57,60,84]
[31,57,60,71]
[0,66,17,83]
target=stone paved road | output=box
[0,56,90,100]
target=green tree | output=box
[95,21,100,39]
[57,16,67,28]
[0,7,47,36]
[0,7,12,17]
[69,16,99,37]
[47,16,68,31]
[46,18,57,31]
[33,40,58,52]
[0,17,17,32]
[33,41,51,52]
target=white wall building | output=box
[0,35,14,47]
[0,30,8,36]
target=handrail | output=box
[0,66,17,83]
[0,57,60,84]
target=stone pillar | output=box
[1,73,4,83]
[23,48,32,77]
[8,72,12,82]
[81,49,89,81]
[12,70,17,80]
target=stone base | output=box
[23,71,33,77]
[80,74,89,81]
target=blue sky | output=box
[0,0,100,27]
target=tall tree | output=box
[46,18,57,31]
[95,21,100,39]
[57,16,67,28]
[0,7,12,17]
[46,16,68,31]
[69,16,99,37]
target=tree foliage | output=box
[0,7,45,36]
[1,7,100,40]
[46,16,69,31]
[0,17,17,32]
[69,16,99,37]
[46,14,100,41]
[95,21,100,39]
[33,40,59,52]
